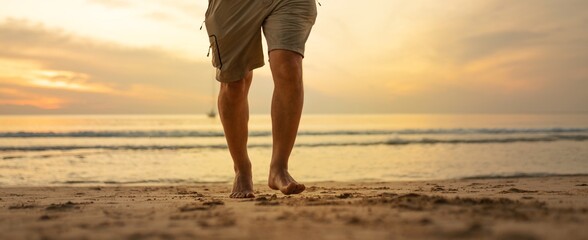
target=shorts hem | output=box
[268,46,305,58]
[215,62,266,83]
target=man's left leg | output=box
[267,50,306,195]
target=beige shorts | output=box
[205,0,317,82]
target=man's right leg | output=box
[218,71,254,198]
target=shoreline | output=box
[3,172,588,188]
[1,176,587,239]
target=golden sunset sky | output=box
[1,0,587,114]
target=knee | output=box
[270,51,303,87]
[220,77,251,100]
[274,70,303,90]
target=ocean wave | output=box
[385,134,588,145]
[1,134,586,152]
[0,130,226,138]
[43,173,588,185]
[460,172,588,180]
[50,179,228,185]
[1,128,587,138]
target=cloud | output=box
[151,0,206,18]
[87,0,206,24]
[303,0,588,113]
[144,11,176,22]
[0,86,65,110]
[453,31,546,63]
[2,0,588,114]
[87,0,132,9]
[141,1,207,31]
[0,18,216,114]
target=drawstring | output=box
[201,20,210,57]
[317,0,321,6]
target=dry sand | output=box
[1,176,587,240]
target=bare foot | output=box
[230,172,254,198]
[268,168,305,195]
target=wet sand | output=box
[1,176,587,240]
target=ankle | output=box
[269,163,288,173]
[234,161,252,174]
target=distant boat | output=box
[207,109,216,118]
[206,72,217,119]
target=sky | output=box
[0,0,587,114]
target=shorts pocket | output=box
[208,35,223,69]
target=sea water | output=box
[1,114,587,186]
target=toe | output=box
[292,184,302,194]
[296,184,306,194]
[282,183,305,195]
[246,192,255,198]
[281,183,296,195]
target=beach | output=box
[1,175,587,240]
[1,114,587,239]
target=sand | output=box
[1,176,587,240]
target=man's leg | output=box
[268,50,306,195]
[218,71,255,198]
